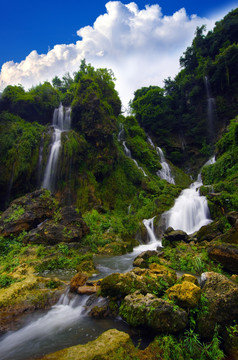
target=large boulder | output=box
[197,272,238,339]
[208,244,238,273]
[100,264,177,298]
[163,227,189,244]
[120,292,188,333]
[166,281,201,308]
[0,189,57,237]
[196,221,222,243]
[23,206,89,245]
[39,329,133,360]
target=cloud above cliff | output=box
[0,1,219,107]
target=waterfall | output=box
[0,293,88,360]
[156,147,175,184]
[143,217,162,247]
[147,136,175,184]
[42,104,71,192]
[204,76,217,140]
[164,158,214,234]
[118,124,147,176]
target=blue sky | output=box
[1,1,237,105]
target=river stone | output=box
[208,244,238,273]
[166,281,201,308]
[39,329,133,360]
[70,272,88,292]
[119,292,188,333]
[77,285,100,295]
[197,272,238,339]
[0,189,57,237]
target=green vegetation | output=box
[130,9,238,172]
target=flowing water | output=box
[164,158,215,234]
[0,217,161,360]
[0,157,214,359]
[147,136,175,184]
[42,104,71,192]
[156,147,175,184]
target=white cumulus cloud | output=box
[0,1,227,107]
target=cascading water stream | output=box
[156,147,175,184]
[118,124,147,176]
[164,158,215,234]
[0,157,215,359]
[147,136,175,184]
[0,216,161,360]
[42,104,71,192]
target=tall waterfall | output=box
[156,147,175,184]
[42,104,71,192]
[204,76,217,140]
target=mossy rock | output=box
[39,329,133,360]
[197,272,238,339]
[166,281,201,308]
[180,274,199,286]
[100,264,177,299]
[119,292,188,333]
[0,264,65,332]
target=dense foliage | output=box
[130,9,238,172]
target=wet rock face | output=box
[0,189,57,237]
[24,206,89,245]
[0,191,89,245]
[197,272,238,339]
[208,244,238,273]
[119,292,188,333]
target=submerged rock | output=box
[39,329,133,360]
[120,292,188,333]
[197,272,238,339]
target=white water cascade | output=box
[164,158,215,234]
[156,147,175,184]
[42,104,71,192]
[147,136,175,184]
[118,124,147,176]
[143,217,162,247]
[0,293,89,360]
